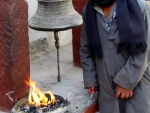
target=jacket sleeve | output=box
[113,3,150,90]
[80,7,98,89]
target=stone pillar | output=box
[72,0,88,67]
[0,0,30,112]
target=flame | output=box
[26,80,56,107]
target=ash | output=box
[20,99,68,113]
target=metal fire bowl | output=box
[11,95,70,113]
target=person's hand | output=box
[115,85,133,99]
[88,86,98,94]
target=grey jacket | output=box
[80,0,150,113]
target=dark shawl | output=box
[86,0,147,58]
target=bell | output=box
[28,0,83,82]
[28,0,83,31]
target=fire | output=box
[26,80,56,107]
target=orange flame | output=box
[26,80,56,107]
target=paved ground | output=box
[30,43,97,113]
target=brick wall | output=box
[0,0,30,111]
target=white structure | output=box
[26,0,72,51]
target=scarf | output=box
[86,0,147,58]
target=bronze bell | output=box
[28,0,83,82]
[28,0,83,31]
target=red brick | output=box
[0,0,30,111]
[11,0,30,102]
[72,0,88,67]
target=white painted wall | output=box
[26,0,72,51]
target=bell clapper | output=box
[54,31,61,82]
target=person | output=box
[80,0,150,113]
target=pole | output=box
[54,31,61,82]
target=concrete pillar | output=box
[72,0,88,67]
[0,0,30,112]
